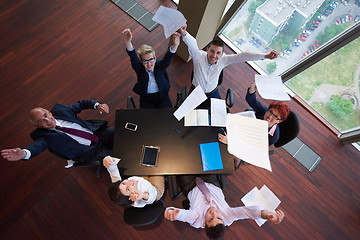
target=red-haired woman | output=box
[218,81,290,168]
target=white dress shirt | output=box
[167,182,263,228]
[182,32,265,93]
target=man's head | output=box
[206,40,224,65]
[107,180,133,206]
[138,44,156,71]
[204,206,225,239]
[28,107,56,129]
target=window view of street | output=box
[221,0,360,133]
[221,0,359,75]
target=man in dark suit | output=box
[122,28,180,108]
[1,99,114,163]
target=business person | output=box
[1,99,114,163]
[122,28,180,108]
[164,175,284,239]
[218,81,290,169]
[104,156,165,208]
[179,23,279,99]
[218,81,290,147]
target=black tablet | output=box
[141,145,160,167]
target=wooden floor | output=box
[0,0,359,239]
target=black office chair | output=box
[123,199,166,227]
[127,96,137,109]
[48,119,107,178]
[244,109,300,154]
[174,85,187,108]
[274,110,300,148]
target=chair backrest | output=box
[127,96,137,109]
[225,88,234,109]
[274,110,300,148]
[123,199,165,227]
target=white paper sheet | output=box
[254,74,291,101]
[241,185,281,227]
[226,114,272,171]
[185,109,209,126]
[152,6,187,38]
[173,85,207,121]
[210,98,227,127]
[235,111,256,119]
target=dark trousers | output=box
[178,174,222,198]
[139,92,172,108]
[75,126,114,163]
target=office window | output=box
[286,37,360,133]
[220,0,358,75]
[220,0,360,145]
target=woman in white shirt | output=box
[103,156,164,208]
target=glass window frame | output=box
[218,8,360,143]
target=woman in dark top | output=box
[122,28,180,108]
[218,81,290,168]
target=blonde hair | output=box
[137,44,155,60]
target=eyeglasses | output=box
[142,58,155,64]
[268,109,281,120]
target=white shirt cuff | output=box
[23,149,31,159]
[94,102,100,109]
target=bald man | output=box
[1,99,114,163]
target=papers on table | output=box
[210,98,227,127]
[173,85,207,121]
[241,185,281,227]
[152,6,187,38]
[255,74,291,101]
[226,114,272,171]
[199,142,223,171]
[185,109,209,126]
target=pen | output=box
[169,126,181,133]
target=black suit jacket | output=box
[25,100,107,160]
[127,48,174,100]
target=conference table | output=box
[113,108,235,176]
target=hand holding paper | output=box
[152,6,187,38]
[241,185,281,226]
[226,114,271,171]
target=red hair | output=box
[268,101,290,122]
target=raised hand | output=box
[164,208,180,221]
[264,50,280,60]
[1,148,26,161]
[97,103,109,114]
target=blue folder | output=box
[199,142,223,171]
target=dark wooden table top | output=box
[113,108,235,176]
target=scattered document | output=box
[152,6,187,38]
[185,109,209,126]
[173,85,207,121]
[210,98,227,127]
[241,185,281,226]
[226,114,271,171]
[236,111,256,119]
[255,74,291,101]
[199,142,223,171]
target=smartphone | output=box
[141,145,160,167]
[125,122,137,131]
